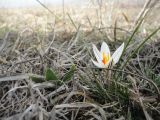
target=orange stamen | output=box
[102,52,110,65]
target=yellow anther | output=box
[102,52,110,65]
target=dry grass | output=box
[0,1,160,120]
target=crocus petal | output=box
[91,59,105,68]
[111,43,124,65]
[100,42,110,56]
[92,44,102,63]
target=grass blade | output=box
[122,27,160,69]
[62,65,76,82]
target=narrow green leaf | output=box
[122,27,160,69]
[45,68,58,81]
[119,17,144,63]
[62,65,76,82]
[67,13,78,31]
[114,19,117,41]
[124,18,144,51]
[30,74,45,83]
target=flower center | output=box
[102,52,110,65]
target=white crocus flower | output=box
[91,42,124,68]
